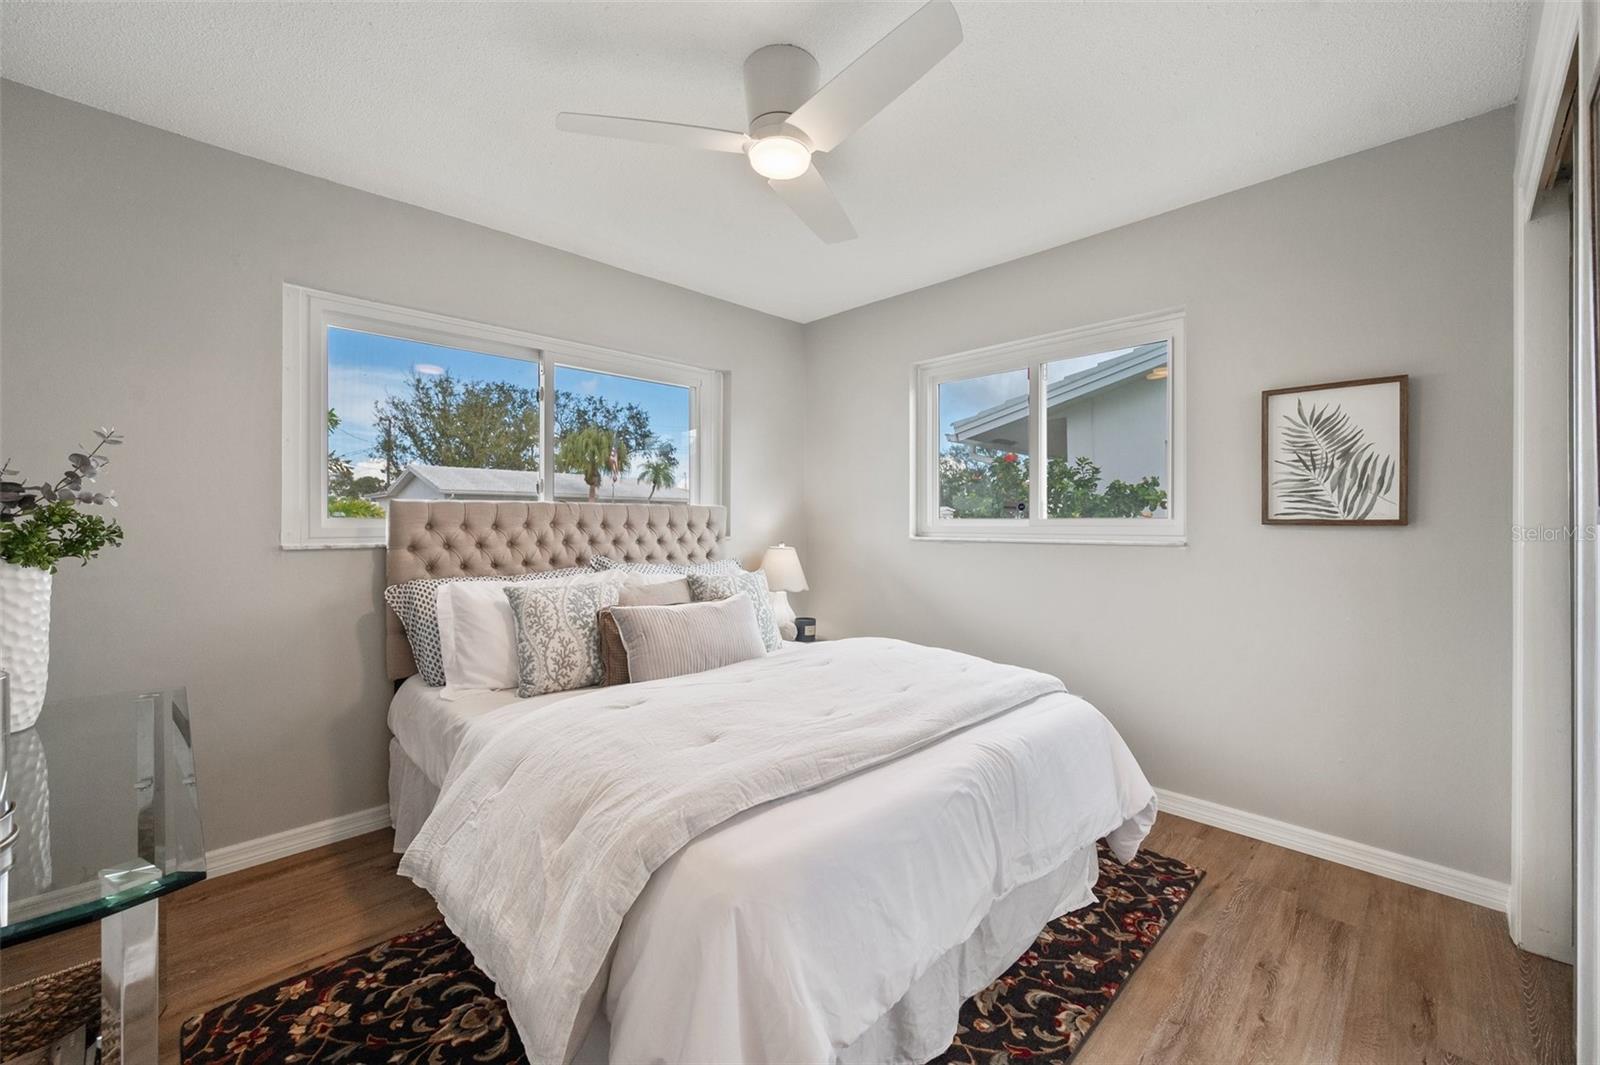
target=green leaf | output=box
[1271,402,1394,520]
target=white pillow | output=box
[436,581,522,696]
[437,571,622,696]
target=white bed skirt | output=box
[389,737,1104,1064]
[389,737,438,852]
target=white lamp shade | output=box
[760,543,809,592]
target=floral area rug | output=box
[181,844,1201,1064]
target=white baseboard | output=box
[1156,787,1511,912]
[199,792,1508,915]
[206,804,392,879]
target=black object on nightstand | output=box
[794,617,817,642]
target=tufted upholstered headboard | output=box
[385,500,728,680]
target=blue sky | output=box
[327,328,691,479]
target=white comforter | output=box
[400,638,1155,1064]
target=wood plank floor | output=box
[1,814,1574,1064]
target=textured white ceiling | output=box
[1,1,1529,322]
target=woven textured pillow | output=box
[384,569,585,686]
[685,568,782,652]
[504,574,625,696]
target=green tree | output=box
[328,408,391,514]
[1045,457,1166,517]
[636,439,679,500]
[328,408,356,496]
[939,443,1028,518]
[358,376,678,505]
[328,496,385,518]
[937,444,1165,520]
[554,393,652,455]
[557,425,630,502]
[369,373,541,472]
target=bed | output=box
[383,500,1157,1064]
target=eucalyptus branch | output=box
[0,428,127,572]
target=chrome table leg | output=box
[99,898,158,1065]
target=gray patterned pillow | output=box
[588,557,742,577]
[505,574,625,696]
[384,569,585,686]
[685,569,781,652]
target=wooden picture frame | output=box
[1260,374,1409,526]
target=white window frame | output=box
[282,284,725,549]
[911,308,1186,546]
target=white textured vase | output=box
[0,561,52,732]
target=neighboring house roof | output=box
[373,463,688,502]
[948,342,1168,447]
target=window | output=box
[326,328,543,520]
[913,310,1185,544]
[282,286,723,548]
[553,366,694,505]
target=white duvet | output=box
[400,638,1155,1064]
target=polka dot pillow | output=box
[588,557,742,577]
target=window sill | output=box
[910,531,1187,547]
[280,540,385,551]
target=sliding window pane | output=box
[325,327,541,518]
[937,367,1031,519]
[553,365,692,504]
[1043,342,1169,518]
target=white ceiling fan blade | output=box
[769,165,857,243]
[555,113,750,154]
[787,0,962,153]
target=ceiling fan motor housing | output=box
[743,44,821,134]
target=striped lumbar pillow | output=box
[605,597,766,684]
[685,568,782,652]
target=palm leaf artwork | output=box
[1272,399,1396,520]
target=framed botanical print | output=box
[1261,375,1408,526]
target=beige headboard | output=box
[385,500,728,680]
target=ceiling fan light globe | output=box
[747,136,812,181]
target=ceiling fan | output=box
[555,0,963,244]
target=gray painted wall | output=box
[0,82,1519,883]
[0,83,807,850]
[802,109,1515,880]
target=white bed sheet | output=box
[388,676,576,786]
[389,648,1155,1064]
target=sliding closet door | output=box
[1577,72,1600,1065]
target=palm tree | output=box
[637,453,677,500]
[556,425,629,502]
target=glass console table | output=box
[0,683,205,1064]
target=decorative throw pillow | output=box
[607,597,766,684]
[618,577,692,607]
[504,574,624,696]
[384,569,585,687]
[597,609,631,686]
[686,569,782,652]
[588,557,742,577]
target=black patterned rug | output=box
[181,845,1201,1064]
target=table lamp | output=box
[760,543,808,641]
